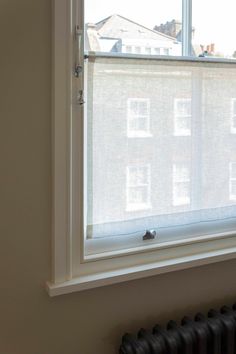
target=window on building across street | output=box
[229,162,236,201]
[231,99,236,133]
[127,98,151,137]
[49,0,236,296]
[126,165,151,211]
[145,47,152,55]
[154,48,160,55]
[134,46,141,54]
[125,45,132,53]
[173,164,191,206]
[163,48,170,55]
[174,98,191,136]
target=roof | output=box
[95,14,176,42]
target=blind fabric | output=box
[86,56,236,240]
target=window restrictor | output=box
[74,25,83,78]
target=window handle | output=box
[143,230,157,241]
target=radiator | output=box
[119,304,236,354]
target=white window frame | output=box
[231,98,236,134]
[126,165,151,211]
[127,98,151,138]
[47,0,236,297]
[174,98,191,136]
[229,162,236,201]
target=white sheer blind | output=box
[86,56,236,240]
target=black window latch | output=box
[143,230,157,241]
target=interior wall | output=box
[1,1,236,354]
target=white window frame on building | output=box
[48,0,236,297]
[126,165,151,211]
[127,98,151,138]
[231,98,236,134]
[174,98,191,136]
[173,164,191,206]
[229,162,236,201]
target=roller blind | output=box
[85,56,236,244]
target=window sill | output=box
[47,237,236,296]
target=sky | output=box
[85,0,236,56]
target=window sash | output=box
[84,54,236,256]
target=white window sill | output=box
[46,241,236,296]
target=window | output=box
[174,98,191,136]
[163,48,170,56]
[134,46,141,54]
[229,163,236,201]
[126,165,151,211]
[173,164,190,206]
[231,98,236,133]
[49,0,236,296]
[154,48,160,55]
[125,45,132,53]
[145,47,152,55]
[127,98,151,137]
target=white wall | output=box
[1,1,236,353]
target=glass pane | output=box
[173,165,190,182]
[174,182,190,198]
[129,117,147,132]
[128,166,149,185]
[192,0,236,59]
[85,0,182,56]
[176,100,191,116]
[175,116,191,133]
[128,186,149,204]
